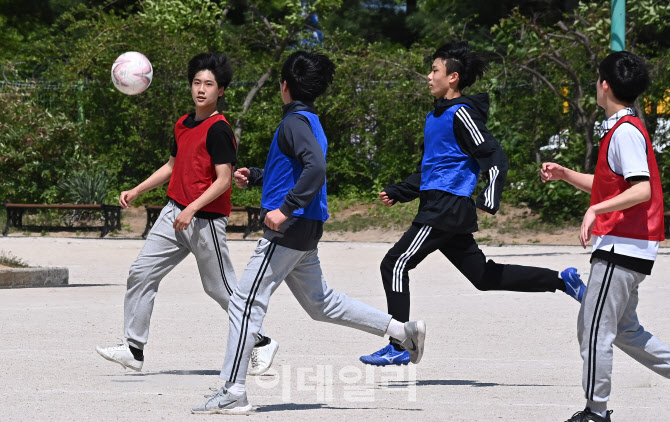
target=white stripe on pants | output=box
[578,258,670,409]
[221,238,392,383]
[124,201,261,349]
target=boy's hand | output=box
[234,168,250,188]
[264,209,288,232]
[580,207,597,248]
[174,207,195,231]
[540,162,566,182]
[119,189,139,208]
[379,191,395,207]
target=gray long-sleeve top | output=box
[245,100,326,251]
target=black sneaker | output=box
[565,408,613,422]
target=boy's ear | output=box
[601,79,610,93]
[281,80,292,96]
[218,86,225,97]
[449,71,460,85]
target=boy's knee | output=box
[126,266,147,289]
[381,255,400,288]
[380,253,398,273]
[307,310,329,322]
[470,280,493,291]
[302,295,339,322]
[203,285,229,307]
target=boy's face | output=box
[427,58,456,98]
[191,70,224,109]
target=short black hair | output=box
[432,41,488,91]
[598,51,649,104]
[280,51,335,102]
[187,52,233,89]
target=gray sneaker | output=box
[399,320,426,364]
[191,387,253,414]
[95,343,143,371]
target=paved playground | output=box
[1,236,669,421]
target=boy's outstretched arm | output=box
[541,162,594,193]
[453,107,507,214]
[119,157,175,208]
[234,167,264,188]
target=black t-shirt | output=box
[170,114,237,165]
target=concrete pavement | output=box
[1,237,669,421]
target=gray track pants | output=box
[124,201,261,349]
[579,258,670,410]
[221,239,393,383]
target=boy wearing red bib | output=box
[96,53,276,376]
[542,51,670,422]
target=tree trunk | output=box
[234,67,273,144]
[583,125,593,172]
[583,112,599,172]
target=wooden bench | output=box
[142,205,262,239]
[3,203,122,237]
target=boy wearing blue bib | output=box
[192,51,426,414]
[360,41,584,366]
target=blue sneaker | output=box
[360,344,410,366]
[561,267,586,302]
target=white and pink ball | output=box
[111,51,153,95]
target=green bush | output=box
[230,185,262,208]
[59,166,111,204]
[0,85,84,204]
[2,1,669,226]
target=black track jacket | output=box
[384,93,508,233]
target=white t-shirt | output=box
[592,108,659,261]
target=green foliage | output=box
[321,0,416,46]
[59,166,111,204]
[319,41,429,193]
[1,0,670,227]
[0,85,84,203]
[140,0,227,33]
[129,185,169,207]
[488,0,670,221]
[230,185,262,208]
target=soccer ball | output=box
[111,51,153,95]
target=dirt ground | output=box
[1,204,581,244]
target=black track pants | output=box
[381,223,560,322]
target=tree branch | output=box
[232,2,323,144]
[556,17,599,71]
[234,66,272,143]
[519,64,566,101]
[375,58,426,81]
[246,3,279,47]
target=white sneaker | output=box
[191,387,252,414]
[95,343,143,371]
[247,338,278,375]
